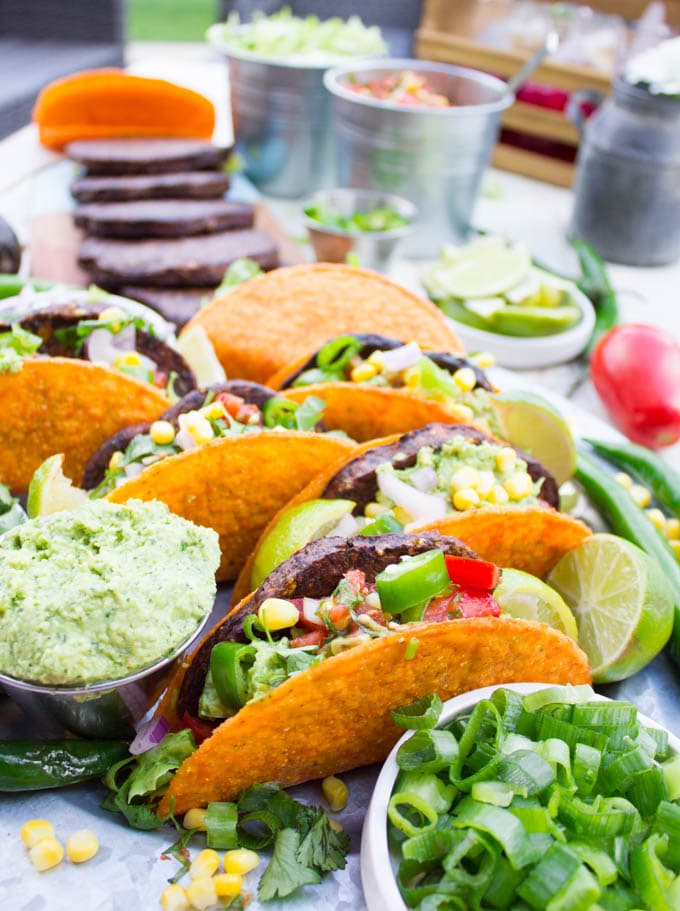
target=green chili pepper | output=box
[316,335,362,374]
[575,453,680,665]
[0,739,130,791]
[584,438,680,516]
[359,514,404,536]
[0,274,54,300]
[570,238,619,357]
[375,549,451,621]
[210,642,257,710]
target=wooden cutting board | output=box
[29,202,307,286]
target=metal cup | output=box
[324,59,513,256]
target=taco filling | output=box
[198,546,503,722]
[84,382,329,496]
[283,334,497,431]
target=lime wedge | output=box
[27,454,87,518]
[491,303,581,337]
[439,235,508,266]
[491,390,576,485]
[434,244,531,299]
[494,568,578,640]
[250,499,356,590]
[177,325,226,388]
[547,534,674,683]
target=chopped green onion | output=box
[626,767,668,818]
[630,832,676,911]
[395,771,457,815]
[397,729,459,773]
[661,754,680,800]
[404,638,419,661]
[517,843,599,911]
[569,840,619,887]
[391,694,443,731]
[557,794,640,837]
[573,742,601,795]
[497,750,556,796]
[453,798,539,870]
[522,685,594,713]
[471,780,514,807]
[388,791,439,837]
[205,801,238,849]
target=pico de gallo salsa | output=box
[347,70,452,108]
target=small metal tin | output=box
[0,612,212,739]
[302,187,417,272]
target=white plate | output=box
[444,287,596,369]
[361,682,680,911]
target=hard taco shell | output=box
[182,264,465,384]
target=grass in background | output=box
[128,0,219,42]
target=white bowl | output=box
[443,287,596,370]
[361,682,680,911]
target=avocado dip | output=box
[0,500,220,686]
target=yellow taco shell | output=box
[0,358,169,492]
[159,616,591,813]
[183,263,464,384]
[107,432,356,581]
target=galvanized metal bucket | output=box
[324,60,513,256]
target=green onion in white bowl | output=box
[361,683,680,911]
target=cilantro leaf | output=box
[237,783,301,830]
[258,828,321,901]
[296,807,350,873]
[101,789,162,831]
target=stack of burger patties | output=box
[69,138,279,326]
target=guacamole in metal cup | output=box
[0,500,220,686]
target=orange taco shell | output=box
[182,263,465,384]
[159,615,591,813]
[0,358,169,492]
[106,431,356,581]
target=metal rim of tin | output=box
[324,57,515,117]
[302,188,418,239]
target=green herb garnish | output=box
[0,324,42,373]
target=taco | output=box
[83,382,356,579]
[235,423,591,600]
[0,287,196,492]
[267,332,498,441]
[182,263,465,384]
[158,533,591,813]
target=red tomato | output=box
[445,555,500,591]
[181,712,215,745]
[423,593,460,622]
[591,324,680,449]
[291,629,325,649]
[457,590,501,618]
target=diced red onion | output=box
[124,463,144,479]
[328,513,360,538]
[377,470,447,525]
[409,466,438,493]
[302,597,324,628]
[129,716,169,755]
[379,342,422,373]
[175,428,197,451]
[85,324,136,364]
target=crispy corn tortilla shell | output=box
[183,263,465,384]
[278,383,476,442]
[159,616,591,813]
[0,358,169,492]
[106,432,356,580]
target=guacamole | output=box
[0,500,220,686]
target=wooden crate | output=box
[415,0,677,186]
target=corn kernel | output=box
[453,488,480,511]
[150,420,176,446]
[186,877,218,911]
[200,402,226,421]
[367,350,384,367]
[365,501,388,518]
[108,450,124,471]
[322,776,349,812]
[452,367,477,392]
[646,508,667,532]
[213,873,243,899]
[113,351,142,368]
[671,541,680,560]
[614,472,633,490]
[160,884,190,911]
[190,849,220,881]
[258,597,299,631]
[488,484,510,506]
[630,484,652,509]
[21,819,55,849]
[329,818,344,833]
[666,518,680,541]
[66,829,98,864]
[448,403,474,423]
[393,506,414,526]
[99,306,125,329]
[29,837,64,872]
[496,447,517,474]
[471,351,495,369]
[183,808,208,831]
[223,848,260,876]
[504,473,534,501]
[450,466,480,491]
[180,412,214,446]
[403,366,420,389]
[351,362,378,383]
[475,470,495,499]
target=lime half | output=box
[491,390,576,486]
[547,534,674,683]
[495,568,578,640]
[27,454,87,518]
[434,244,531,299]
[251,499,356,590]
[177,325,226,388]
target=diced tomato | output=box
[445,555,500,591]
[344,569,368,595]
[235,402,260,424]
[328,603,351,630]
[181,711,216,745]
[423,593,461,623]
[457,589,501,618]
[291,629,325,649]
[215,391,246,417]
[154,370,168,388]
